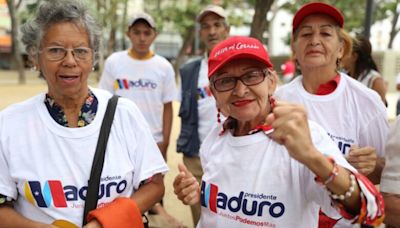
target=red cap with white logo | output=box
[208,36,273,79]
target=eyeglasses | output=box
[212,69,269,92]
[39,46,93,62]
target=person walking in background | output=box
[0,1,167,227]
[380,115,400,227]
[98,11,182,228]
[173,36,384,228]
[274,2,389,227]
[342,35,387,106]
[176,4,229,226]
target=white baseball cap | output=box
[128,12,156,29]
[196,5,227,23]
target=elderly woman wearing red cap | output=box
[173,36,384,227]
[277,2,388,182]
[274,2,389,227]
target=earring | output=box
[31,66,37,71]
[217,108,221,123]
[91,67,95,71]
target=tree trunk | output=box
[6,0,26,84]
[106,0,118,56]
[388,2,399,49]
[249,0,274,42]
[94,0,103,81]
[267,1,278,54]
[121,0,128,50]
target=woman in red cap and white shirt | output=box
[173,36,384,227]
[274,2,389,227]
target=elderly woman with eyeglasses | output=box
[173,36,384,227]
[0,1,167,227]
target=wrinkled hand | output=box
[83,219,102,228]
[346,145,376,175]
[173,164,200,205]
[266,100,317,164]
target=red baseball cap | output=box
[208,36,273,78]
[292,2,344,34]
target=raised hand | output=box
[173,164,200,205]
[266,100,318,165]
[346,145,376,175]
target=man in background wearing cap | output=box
[99,12,182,227]
[176,4,229,226]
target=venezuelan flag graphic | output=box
[201,181,218,213]
[24,181,67,208]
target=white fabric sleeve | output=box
[161,61,178,104]
[98,57,116,93]
[380,116,400,194]
[120,99,169,190]
[0,113,18,200]
[359,110,389,157]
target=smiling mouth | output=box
[59,75,79,81]
[232,100,252,107]
[306,50,323,55]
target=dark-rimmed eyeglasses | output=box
[39,46,93,62]
[212,69,269,92]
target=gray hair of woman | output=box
[20,0,102,65]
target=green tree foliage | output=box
[6,0,25,84]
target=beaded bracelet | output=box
[314,156,339,186]
[328,174,356,201]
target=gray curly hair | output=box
[20,0,102,64]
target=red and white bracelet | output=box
[314,156,339,186]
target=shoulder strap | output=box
[82,95,119,225]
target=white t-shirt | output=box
[0,88,168,227]
[275,73,389,157]
[99,51,178,142]
[197,120,356,228]
[197,57,218,142]
[380,115,400,194]
[357,69,381,89]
